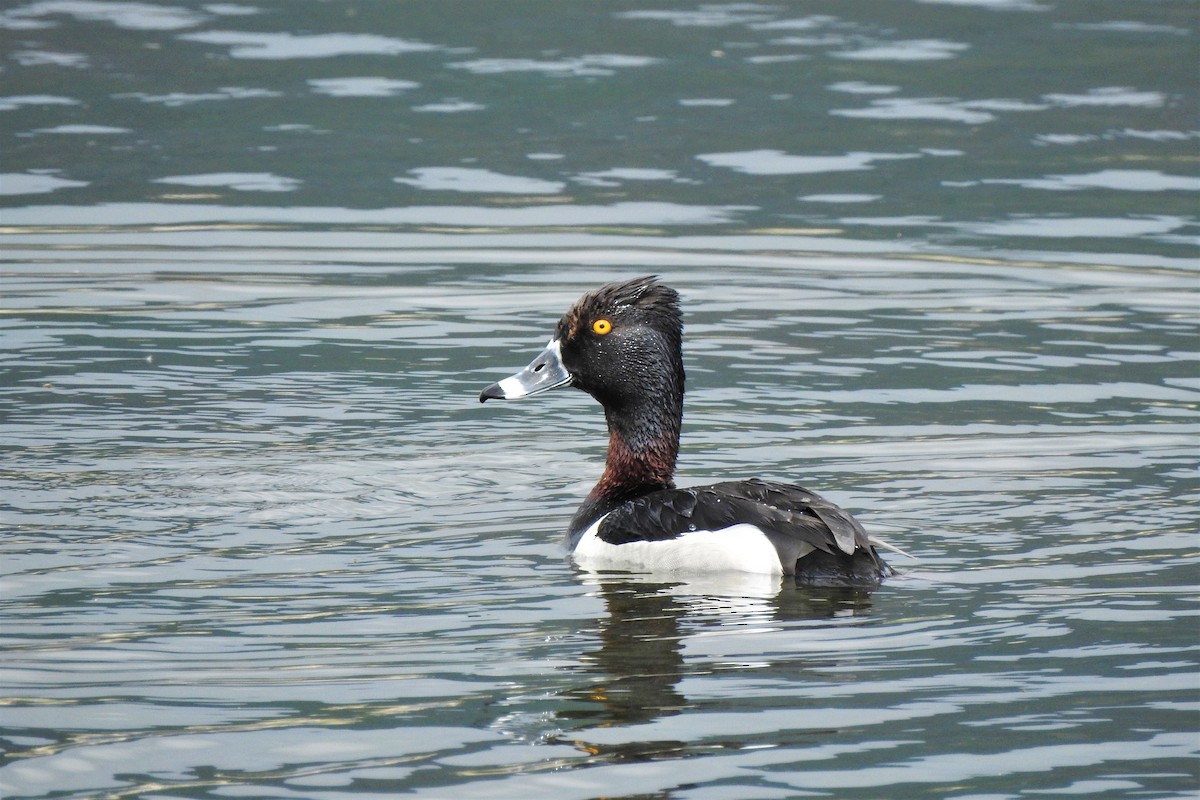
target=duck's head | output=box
[479,275,684,409]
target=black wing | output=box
[596,478,884,577]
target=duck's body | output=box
[569,479,891,583]
[480,276,897,585]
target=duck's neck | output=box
[567,392,683,542]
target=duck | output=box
[480,276,902,585]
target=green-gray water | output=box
[2,2,1197,798]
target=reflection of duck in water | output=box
[557,580,690,735]
[481,276,907,585]
[555,577,876,760]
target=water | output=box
[1,1,1197,798]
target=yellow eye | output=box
[592,318,612,335]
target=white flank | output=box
[572,520,786,575]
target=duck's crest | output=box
[608,274,680,316]
[557,275,681,341]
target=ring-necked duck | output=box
[480,276,904,585]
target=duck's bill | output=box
[480,339,572,402]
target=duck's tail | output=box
[868,534,914,560]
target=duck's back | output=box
[570,478,891,584]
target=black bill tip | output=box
[479,382,506,403]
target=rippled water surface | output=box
[2,2,1198,798]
